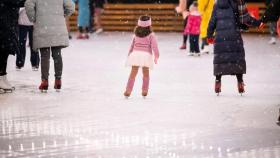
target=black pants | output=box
[201,38,209,50]
[40,47,63,80]
[17,25,40,68]
[216,74,244,83]
[89,0,94,31]
[189,35,200,53]
[0,53,9,76]
[79,26,89,33]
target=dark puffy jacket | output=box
[262,0,280,23]
[0,0,25,55]
[207,0,246,76]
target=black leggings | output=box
[201,38,209,49]
[183,17,188,44]
[79,27,89,33]
[216,74,243,83]
[0,53,9,76]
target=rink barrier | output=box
[69,3,268,33]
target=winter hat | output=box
[137,16,152,27]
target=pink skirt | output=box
[125,51,154,69]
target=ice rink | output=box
[1,32,280,158]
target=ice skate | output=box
[84,34,90,39]
[95,28,103,34]
[179,44,186,50]
[142,91,148,99]
[215,80,221,96]
[268,37,276,45]
[142,77,149,99]
[123,91,131,99]
[16,66,22,71]
[237,82,245,95]
[188,52,194,56]
[0,75,15,93]
[32,66,39,71]
[201,45,210,54]
[195,53,201,57]
[76,33,84,39]
[39,80,48,93]
[54,79,62,92]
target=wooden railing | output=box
[69,3,268,33]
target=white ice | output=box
[0,32,280,158]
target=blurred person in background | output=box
[260,0,280,126]
[94,0,108,34]
[176,0,195,50]
[0,0,25,93]
[265,0,277,44]
[17,7,40,71]
[198,0,214,54]
[74,0,91,39]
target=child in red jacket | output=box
[184,2,202,56]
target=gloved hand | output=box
[207,37,214,44]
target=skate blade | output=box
[40,89,48,93]
[0,89,6,94]
[55,89,61,92]
[0,89,14,93]
[124,96,130,99]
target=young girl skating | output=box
[124,15,159,98]
[184,2,201,56]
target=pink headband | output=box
[137,18,152,27]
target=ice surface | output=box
[0,32,280,158]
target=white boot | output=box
[0,75,14,90]
[268,37,276,45]
[201,45,211,54]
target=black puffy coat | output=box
[207,0,246,76]
[0,0,25,56]
[262,0,280,23]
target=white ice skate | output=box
[0,75,15,93]
[201,45,211,54]
[268,37,276,45]
[95,28,103,34]
[188,52,194,56]
[32,66,39,71]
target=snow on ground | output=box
[0,32,280,158]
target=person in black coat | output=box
[0,0,25,92]
[264,0,279,44]
[207,0,251,95]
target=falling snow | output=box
[0,32,280,158]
